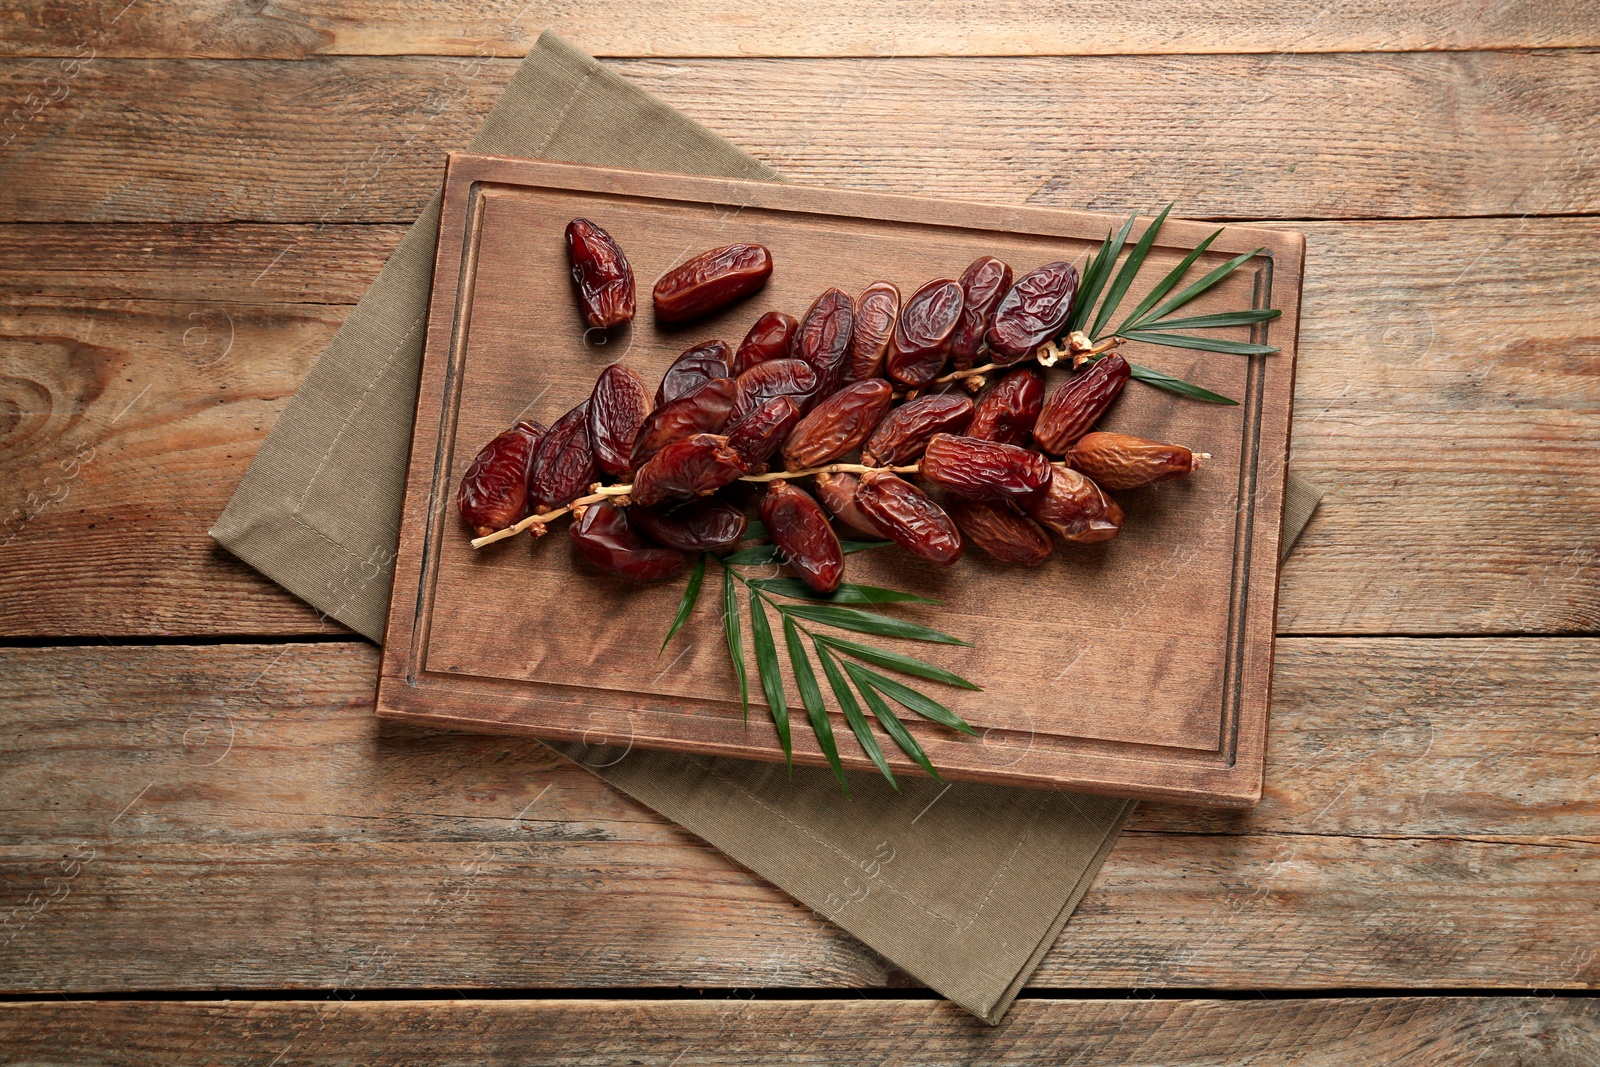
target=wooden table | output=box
[2,4,1596,1061]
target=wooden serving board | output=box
[377,153,1303,807]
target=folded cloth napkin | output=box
[212,29,1321,1023]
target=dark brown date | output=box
[885,278,964,388]
[724,394,802,471]
[457,419,545,536]
[985,260,1079,363]
[781,379,893,468]
[1032,352,1130,455]
[1023,466,1124,543]
[948,499,1052,566]
[967,366,1044,445]
[814,472,886,539]
[564,218,634,329]
[1067,431,1199,490]
[919,434,1052,500]
[733,311,799,376]
[846,281,899,383]
[588,363,652,478]
[529,402,597,511]
[652,244,773,323]
[853,471,962,565]
[629,433,746,507]
[761,480,845,593]
[630,377,737,471]
[729,358,820,422]
[631,496,749,552]
[860,393,974,466]
[792,287,855,396]
[656,339,731,406]
[949,255,1013,370]
[569,502,686,582]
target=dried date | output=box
[918,434,1052,500]
[569,502,686,582]
[814,472,885,538]
[967,366,1044,445]
[728,358,820,422]
[861,393,973,466]
[985,260,1078,363]
[656,339,731,406]
[1023,466,1123,543]
[529,402,597,511]
[630,377,738,471]
[792,287,855,396]
[588,363,652,478]
[724,394,802,470]
[565,218,634,329]
[652,243,773,323]
[949,256,1013,371]
[631,496,749,552]
[457,419,545,536]
[846,282,899,383]
[854,471,963,565]
[629,433,746,507]
[1067,431,1201,490]
[760,480,845,593]
[948,499,1052,566]
[734,311,799,376]
[781,379,893,468]
[885,278,964,388]
[1032,352,1130,455]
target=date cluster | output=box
[457,218,1202,591]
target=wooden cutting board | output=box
[376,152,1303,807]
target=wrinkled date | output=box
[861,393,973,466]
[724,394,802,470]
[588,364,652,478]
[656,339,731,406]
[918,433,1052,500]
[760,480,845,593]
[1023,466,1124,543]
[1032,352,1131,455]
[792,287,855,396]
[847,282,899,383]
[457,419,545,535]
[631,496,748,552]
[781,379,893,468]
[985,260,1079,363]
[570,502,686,582]
[728,358,820,422]
[885,278,964,388]
[949,256,1013,371]
[814,472,885,538]
[529,402,598,511]
[734,311,799,376]
[854,471,963,565]
[967,366,1044,445]
[565,218,635,329]
[629,433,746,507]
[652,243,773,323]
[1068,431,1200,490]
[630,377,737,471]
[948,499,1052,566]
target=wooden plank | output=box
[4,54,1600,223]
[6,217,1596,637]
[1,640,1594,992]
[0,997,1593,1065]
[5,1,1598,60]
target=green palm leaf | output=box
[848,663,977,735]
[1124,330,1278,357]
[722,564,748,718]
[660,553,706,652]
[1125,247,1265,331]
[750,578,941,606]
[1090,204,1172,339]
[1127,362,1239,404]
[816,641,896,789]
[778,603,969,645]
[748,593,791,767]
[1114,228,1223,334]
[816,635,980,690]
[846,661,941,781]
[784,616,846,790]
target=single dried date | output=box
[846,282,899,383]
[885,278,964,388]
[734,311,799,376]
[967,366,1044,446]
[861,393,973,466]
[761,480,846,593]
[629,433,746,507]
[588,364,652,478]
[918,434,1052,500]
[949,256,1013,371]
[1032,353,1130,455]
[570,502,686,582]
[724,394,802,471]
[814,472,886,539]
[986,260,1078,363]
[565,218,634,329]
[529,402,597,511]
[949,499,1052,566]
[792,287,855,396]
[457,419,545,536]
[854,471,962,565]
[653,244,773,323]
[1023,466,1123,543]
[656,340,731,406]
[631,496,748,552]
[630,377,737,471]
[729,358,820,422]
[781,379,893,468]
[1068,431,1201,489]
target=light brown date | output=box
[861,393,973,466]
[948,499,1052,566]
[1068,431,1201,490]
[1023,466,1123,543]
[569,502,686,582]
[652,244,773,323]
[457,419,545,536]
[565,218,634,329]
[1031,353,1130,456]
[760,480,845,593]
[918,433,1052,500]
[854,471,963,565]
[588,363,652,478]
[814,472,886,539]
[629,433,746,507]
[846,282,899,383]
[781,379,893,468]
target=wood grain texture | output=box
[4,1,1598,59]
[6,218,1595,637]
[3,53,1599,223]
[2,640,1594,992]
[0,997,1594,1065]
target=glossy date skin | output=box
[949,256,1013,371]
[652,244,773,323]
[728,358,820,422]
[966,367,1044,446]
[630,377,737,471]
[631,496,748,552]
[1032,353,1130,455]
[781,379,893,468]
[985,260,1079,363]
[861,393,973,466]
[846,282,899,383]
[565,218,634,329]
[629,433,746,507]
[760,480,845,594]
[814,472,886,539]
[886,278,964,388]
[734,311,799,376]
[1023,466,1124,543]
[457,419,545,536]
[1067,431,1198,490]
[918,434,1052,500]
[529,402,597,512]
[724,394,802,470]
[569,502,686,582]
[656,339,731,406]
[792,287,855,396]
[949,499,1052,566]
[588,363,652,478]
[854,472,963,565]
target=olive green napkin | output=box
[212,29,1321,1024]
